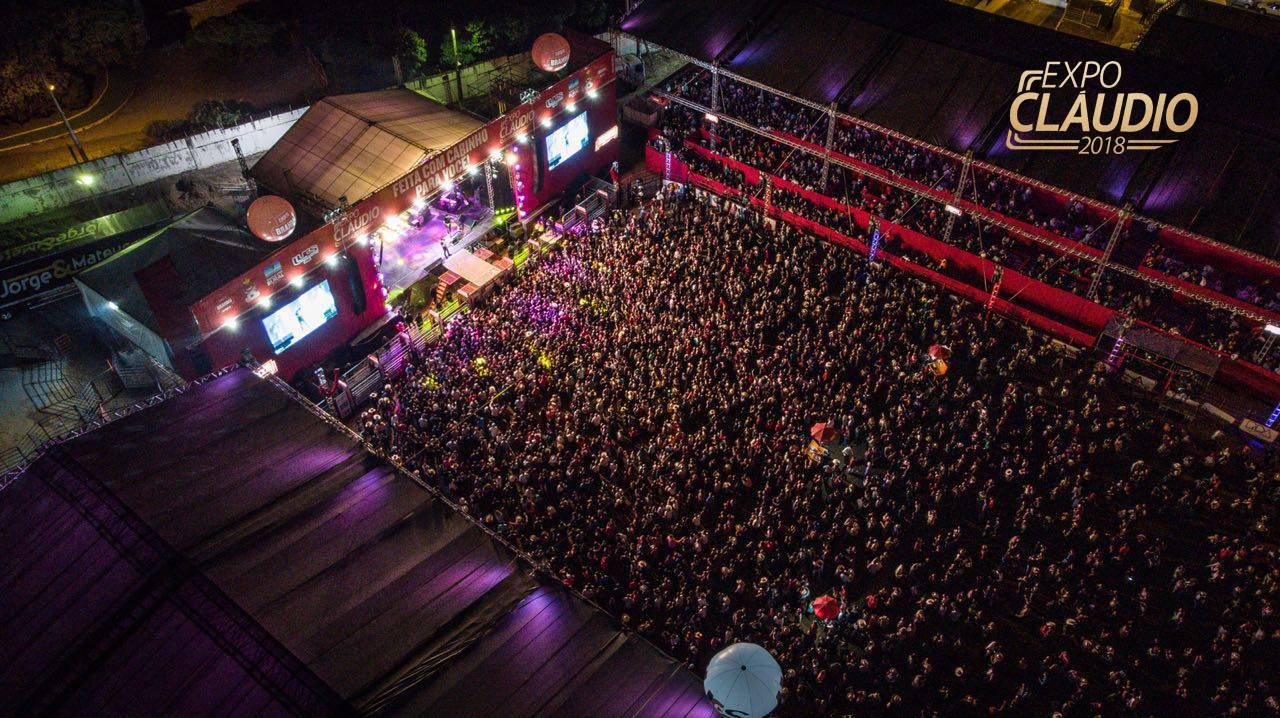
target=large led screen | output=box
[545,111,589,170]
[262,279,338,353]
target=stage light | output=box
[705,112,719,123]
[566,101,576,112]
[489,149,502,162]
[107,301,118,310]
[76,173,95,187]
[587,88,598,99]
[291,275,304,288]
[505,152,518,165]
[541,116,552,128]
[945,204,963,216]
[253,359,278,377]
[441,178,455,191]
[325,254,338,266]
[1266,324,1280,336]
[517,132,528,143]
[595,125,618,150]
[257,295,271,309]
[467,165,478,175]
[225,316,240,330]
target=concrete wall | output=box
[0,108,307,225]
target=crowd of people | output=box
[359,188,1278,716]
[661,113,1278,368]
[658,70,1280,365]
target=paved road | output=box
[0,44,323,185]
[0,71,135,154]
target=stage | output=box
[375,199,496,295]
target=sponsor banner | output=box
[191,227,340,331]
[0,234,146,309]
[191,51,615,335]
[0,202,171,269]
[1239,418,1278,444]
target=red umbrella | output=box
[928,344,952,360]
[812,595,839,621]
[810,422,837,444]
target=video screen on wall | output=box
[545,111,589,170]
[262,279,338,353]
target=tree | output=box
[393,28,429,80]
[0,0,146,123]
[440,21,495,69]
[496,16,530,51]
[189,99,256,129]
[55,0,147,65]
[190,8,280,51]
[570,0,618,33]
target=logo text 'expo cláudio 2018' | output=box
[1007,61,1198,155]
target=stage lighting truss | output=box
[652,87,1274,326]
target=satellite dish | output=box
[532,33,571,73]
[704,643,782,718]
[246,195,297,242]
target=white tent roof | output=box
[251,89,482,211]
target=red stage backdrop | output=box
[192,52,617,335]
[194,241,385,381]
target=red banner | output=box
[192,52,616,333]
[820,114,1280,286]
[772,130,1280,326]
[671,149,1280,400]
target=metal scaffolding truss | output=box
[655,88,1273,325]
[631,34,1280,274]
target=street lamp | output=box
[44,81,87,163]
[451,27,463,105]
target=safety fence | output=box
[326,303,462,420]
[325,233,567,420]
[556,178,617,235]
[640,41,1280,296]
[651,145,1280,429]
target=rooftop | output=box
[250,90,484,213]
[0,368,711,717]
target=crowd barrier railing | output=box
[657,84,1280,330]
[653,146,1280,407]
[769,129,1280,326]
[327,232,572,420]
[644,47,1280,284]
[672,143,1114,339]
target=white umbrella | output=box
[703,643,782,718]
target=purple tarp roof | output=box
[0,369,710,717]
[625,0,1280,257]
